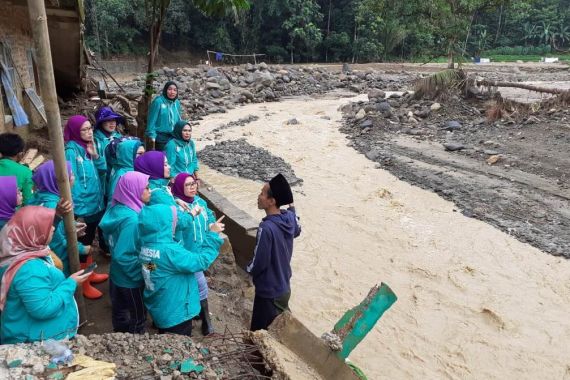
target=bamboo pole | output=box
[27,0,86,322]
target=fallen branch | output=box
[477,80,570,95]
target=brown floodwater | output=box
[194,92,570,379]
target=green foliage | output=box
[85,0,570,63]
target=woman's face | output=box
[183,176,198,198]
[16,189,23,206]
[181,125,192,141]
[166,85,177,100]
[140,183,151,204]
[102,120,117,133]
[136,146,145,158]
[79,121,94,142]
[163,158,171,178]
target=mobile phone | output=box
[82,262,97,275]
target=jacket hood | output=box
[263,210,297,238]
[115,139,142,169]
[99,204,137,235]
[138,204,177,245]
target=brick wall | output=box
[0,3,37,133]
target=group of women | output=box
[0,81,224,343]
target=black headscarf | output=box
[162,81,178,101]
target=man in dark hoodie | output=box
[247,173,301,331]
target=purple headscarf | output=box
[0,176,18,222]
[171,173,196,204]
[64,115,90,156]
[134,151,166,180]
[112,171,149,213]
[32,160,72,196]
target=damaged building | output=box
[0,0,85,134]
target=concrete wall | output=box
[199,183,259,270]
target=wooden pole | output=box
[27,0,86,322]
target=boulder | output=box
[367,88,386,101]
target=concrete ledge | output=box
[268,312,360,380]
[199,183,259,269]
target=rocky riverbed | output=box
[339,86,570,256]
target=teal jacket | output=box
[138,204,222,329]
[99,204,143,288]
[164,139,199,178]
[107,139,142,200]
[145,95,182,142]
[28,192,87,276]
[65,141,104,218]
[148,178,193,232]
[0,257,79,344]
[94,129,122,196]
[174,196,215,252]
[0,220,6,230]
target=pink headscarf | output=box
[0,206,55,310]
[112,171,150,213]
[64,115,91,157]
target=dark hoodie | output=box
[246,207,301,298]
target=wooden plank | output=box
[20,148,38,165]
[29,154,45,170]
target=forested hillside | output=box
[85,0,570,63]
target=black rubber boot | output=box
[200,299,214,336]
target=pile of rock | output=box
[200,139,303,186]
[111,63,417,121]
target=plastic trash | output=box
[43,339,74,365]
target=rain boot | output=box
[80,261,102,299]
[200,299,214,336]
[86,254,108,284]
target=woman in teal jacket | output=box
[134,151,196,232]
[64,115,109,299]
[164,120,199,179]
[93,106,124,195]
[100,171,150,333]
[107,138,145,199]
[138,204,224,335]
[145,81,182,151]
[28,161,88,276]
[171,173,217,335]
[0,206,90,344]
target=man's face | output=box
[257,183,274,210]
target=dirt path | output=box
[193,93,570,379]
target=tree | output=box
[137,0,250,140]
[282,0,323,63]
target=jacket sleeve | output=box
[164,141,177,177]
[168,231,222,274]
[246,225,272,277]
[13,261,77,320]
[146,97,161,139]
[93,139,107,173]
[112,219,139,270]
[289,207,302,238]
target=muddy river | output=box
[193,93,570,379]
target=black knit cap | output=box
[269,173,293,207]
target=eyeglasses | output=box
[184,181,199,188]
[80,127,93,132]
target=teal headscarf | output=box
[172,120,191,144]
